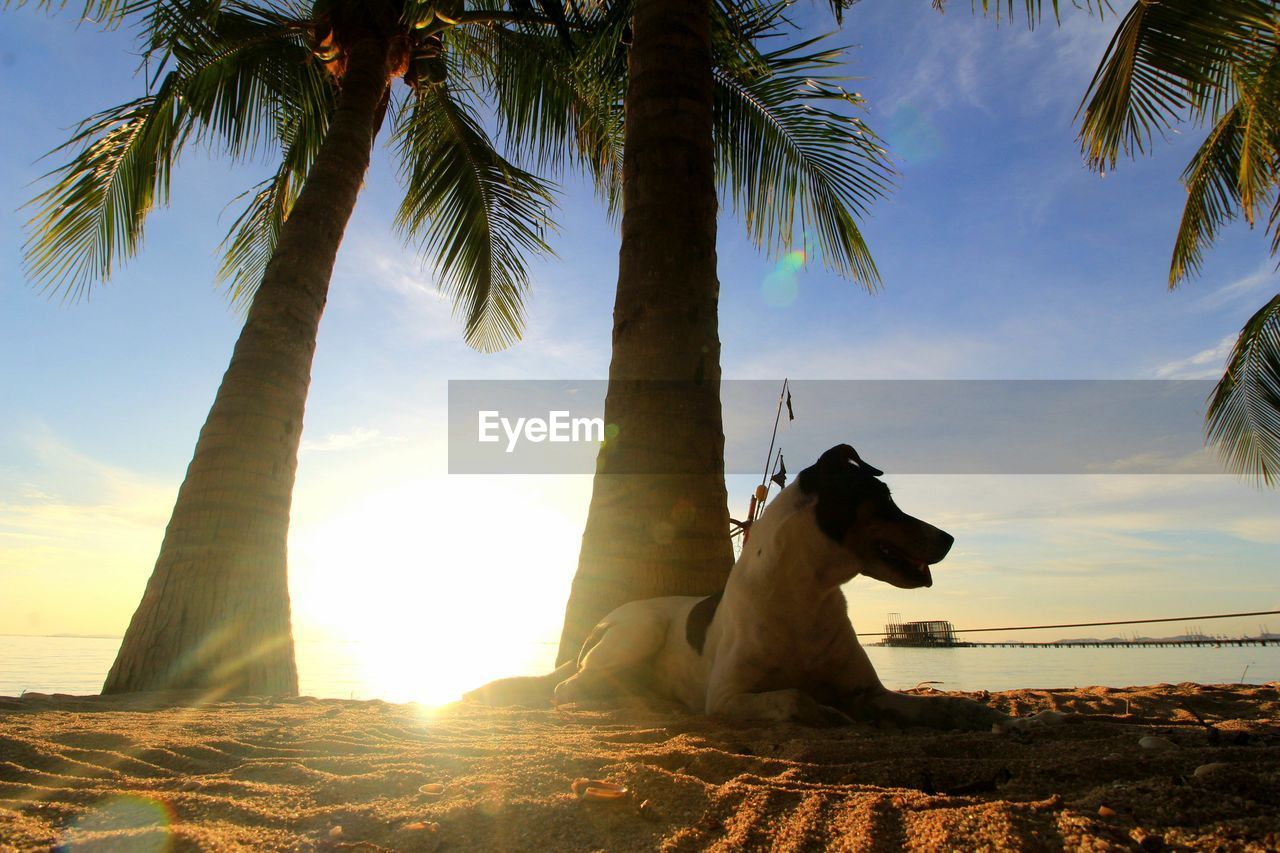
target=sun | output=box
[287,476,585,705]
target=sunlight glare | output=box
[289,476,584,705]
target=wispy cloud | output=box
[337,236,461,342]
[0,432,173,635]
[301,427,400,454]
[2,431,172,530]
[727,329,996,379]
[1155,335,1234,379]
[333,230,608,377]
[870,14,990,117]
[1192,260,1279,311]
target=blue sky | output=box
[1,3,1276,697]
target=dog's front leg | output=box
[845,688,1009,731]
[713,690,855,727]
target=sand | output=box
[0,683,1277,851]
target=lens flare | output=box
[61,794,173,851]
[886,102,943,164]
[761,250,805,307]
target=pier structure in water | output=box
[874,613,1278,648]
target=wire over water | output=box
[861,609,1280,637]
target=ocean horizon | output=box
[3,634,1275,704]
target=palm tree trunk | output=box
[102,33,393,696]
[556,0,733,663]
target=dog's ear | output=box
[798,444,886,544]
[847,446,884,478]
[800,444,883,493]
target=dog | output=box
[469,444,1053,731]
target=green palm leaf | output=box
[1169,103,1248,284]
[1077,0,1276,171]
[2,0,141,26]
[934,1,1116,28]
[713,34,893,287]
[393,83,556,352]
[151,1,324,162]
[23,81,188,299]
[455,13,625,214]
[1206,294,1280,486]
[23,0,329,298]
[217,97,330,306]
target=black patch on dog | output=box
[798,444,893,543]
[685,591,723,654]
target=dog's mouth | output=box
[875,540,934,588]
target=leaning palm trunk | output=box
[556,0,733,663]
[103,34,393,696]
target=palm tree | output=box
[21,0,605,696]
[1072,0,1280,486]
[20,0,889,691]
[555,0,893,660]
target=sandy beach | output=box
[1,683,1277,851]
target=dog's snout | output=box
[935,530,955,561]
[910,518,954,564]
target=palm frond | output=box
[713,34,893,287]
[1,0,142,27]
[454,14,625,213]
[22,0,329,297]
[146,0,324,162]
[1077,0,1276,171]
[23,79,188,299]
[1169,104,1246,285]
[1168,46,1280,285]
[393,84,557,352]
[711,0,787,76]
[933,1,1119,28]
[1206,293,1280,485]
[217,89,331,306]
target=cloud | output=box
[1192,260,1279,311]
[2,431,173,530]
[331,230,608,378]
[727,330,996,379]
[864,5,1113,121]
[1155,335,1234,379]
[1084,449,1218,475]
[336,236,461,342]
[0,432,174,635]
[871,14,990,117]
[1227,517,1280,545]
[301,427,400,454]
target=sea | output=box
[1,634,1276,702]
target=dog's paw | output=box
[992,709,1073,734]
[795,700,857,728]
[552,677,584,706]
[781,691,856,727]
[941,699,1012,732]
[464,676,554,708]
[714,689,855,727]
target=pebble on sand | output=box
[1138,735,1176,750]
[1193,762,1229,777]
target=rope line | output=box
[861,609,1280,637]
[758,378,789,490]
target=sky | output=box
[1,2,1277,702]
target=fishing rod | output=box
[731,379,791,545]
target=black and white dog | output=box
[471,445,1052,731]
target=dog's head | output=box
[792,444,953,589]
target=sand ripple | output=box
[0,683,1277,850]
